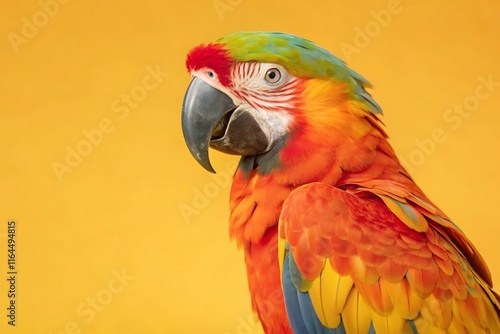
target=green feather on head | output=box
[218,31,382,115]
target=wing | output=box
[278,182,500,333]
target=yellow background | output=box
[1,1,499,333]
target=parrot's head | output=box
[182,31,384,174]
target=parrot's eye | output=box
[207,71,214,78]
[264,68,281,84]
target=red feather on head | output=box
[185,43,233,87]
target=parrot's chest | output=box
[228,172,295,332]
[243,228,292,334]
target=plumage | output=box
[182,31,500,333]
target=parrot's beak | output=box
[181,77,271,173]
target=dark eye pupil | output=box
[265,68,281,84]
[208,71,214,77]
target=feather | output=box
[308,262,353,328]
[385,280,422,319]
[455,297,481,333]
[284,252,346,333]
[342,287,373,334]
[288,248,314,292]
[406,193,441,213]
[278,238,286,282]
[330,255,354,277]
[357,248,387,267]
[355,279,393,315]
[406,266,439,297]
[350,256,380,285]
[308,272,336,327]
[370,307,406,334]
[448,316,468,334]
[379,195,428,232]
[421,296,453,329]
[377,259,408,282]
[297,290,328,333]
[282,254,313,333]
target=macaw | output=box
[181,31,500,333]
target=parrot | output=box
[180,31,500,333]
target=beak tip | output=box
[185,144,217,174]
[198,157,216,174]
[181,77,235,175]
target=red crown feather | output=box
[185,43,233,87]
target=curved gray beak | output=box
[181,78,271,173]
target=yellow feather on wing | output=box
[307,263,353,328]
[370,307,406,334]
[343,287,373,333]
